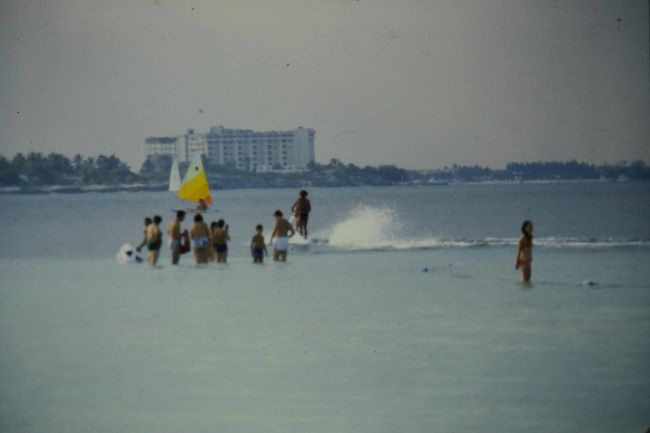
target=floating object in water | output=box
[116,243,143,264]
[581,280,597,287]
[422,267,429,272]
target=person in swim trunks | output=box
[167,210,186,265]
[190,213,211,264]
[211,219,230,263]
[291,189,312,239]
[515,220,534,283]
[146,215,163,266]
[250,224,268,263]
[270,210,295,262]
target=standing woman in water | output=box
[516,220,534,283]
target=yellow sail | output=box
[178,154,213,205]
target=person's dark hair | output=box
[217,219,225,228]
[274,210,283,217]
[256,224,263,231]
[521,220,533,240]
[153,215,162,224]
[194,214,203,222]
[210,221,218,229]
[177,210,186,219]
[300,189,308,197]
[144,217,153,225]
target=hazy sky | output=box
[1,0,648,170]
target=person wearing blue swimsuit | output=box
[250,224,268,263]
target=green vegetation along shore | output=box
[1,152,649,193]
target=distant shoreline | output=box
[2,153,648,192]
[0,177,641,195]
[0,184,167,195]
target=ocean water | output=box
[1,182,649,433]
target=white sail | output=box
[168,159,181,192]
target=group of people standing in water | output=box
[136,190,312,267]
[134,188,534,283]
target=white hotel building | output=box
[145,126,316,172]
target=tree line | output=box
[0,152,180,186]
[0,152,140,186]
[0,152,649,187]
[422,160,650,182]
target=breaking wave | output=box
[310,206,650,251]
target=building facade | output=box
[145,126,315,172]
[144,136,180,160]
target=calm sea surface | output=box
[1,182,649,432]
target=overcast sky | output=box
[1,0,648,170]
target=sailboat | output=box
[170,154,214,212]
[169,158,181,193]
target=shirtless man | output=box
[190,213,211,264]
[167,210,186,265]
[291,189,312,239]
[211,219,230,263]
[269,210,295,262]
[146,215,163,266]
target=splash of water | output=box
[318,206,650,251]
[326,206,401,249]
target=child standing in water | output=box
[190,214,211,264]
[212,219,230,263]
[250,224,268,263]
[516,220,534,283]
